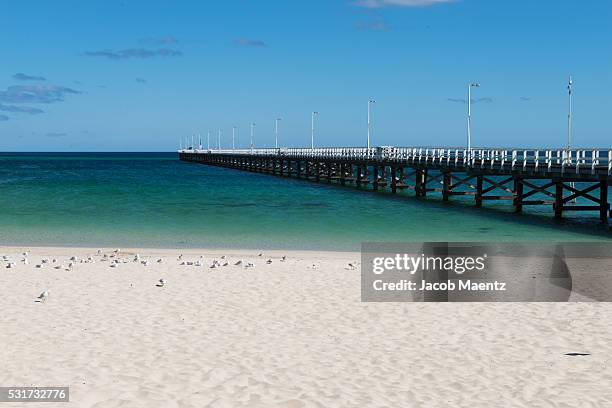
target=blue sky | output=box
[1,0,610,151]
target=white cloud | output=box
[355,0,455,8]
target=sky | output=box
[1,0,611,151]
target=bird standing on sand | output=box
[156,279,166,287]
[36,290,49,303]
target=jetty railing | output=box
[180,147,612,176]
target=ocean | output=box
[0,152,609,250]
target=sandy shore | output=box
[1,246,612,407]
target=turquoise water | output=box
[0,153,609,250]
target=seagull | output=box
[178,254,183,260]
[195,260,202,267]
[234,260,243,266]
[266,259,273,264]
[22,258,29,265]
[110,263,118,268]
[346,263,356,270]
[41,258,49,264]
[257,253,264,257]
[222,261,229,267]
[70,256,77,261]
[245,262,255,268]
[221,255,227,260]
[36,290,49,303]
[156,279,166,287]
[281,255,287,262]
[6,262,16,269]
[35,264,43,269]
[141,260,149,267]
[157,258,163,263]
[97,249,102,255]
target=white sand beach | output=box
[1,246,612,407]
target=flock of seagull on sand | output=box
[3,249,358,303]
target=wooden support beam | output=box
[562,183,600,205]
[443,172,451,202]
[482,176,514,195]
[475,175,483,208]
[390,166,397,193]
[415,169,428,197]
[562,205,601,212]
[514,177,523,213]
[601,181,609,224]
[481,196,515,200]
[373,166,379,191]
[554,181,564,219]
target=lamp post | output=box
[467,83,480,153]
[232,126,236,150]
[367,99,375,149]
[207,131,210,150]
[311,111,318,150]
[218,129,222,150]
[275,118,282,148]
[567,75,573,150]
[250,123,255,153]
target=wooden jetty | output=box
[179,147,612,225]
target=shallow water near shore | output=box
[0,152,610,250]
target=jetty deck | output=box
[179,147,612,225]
